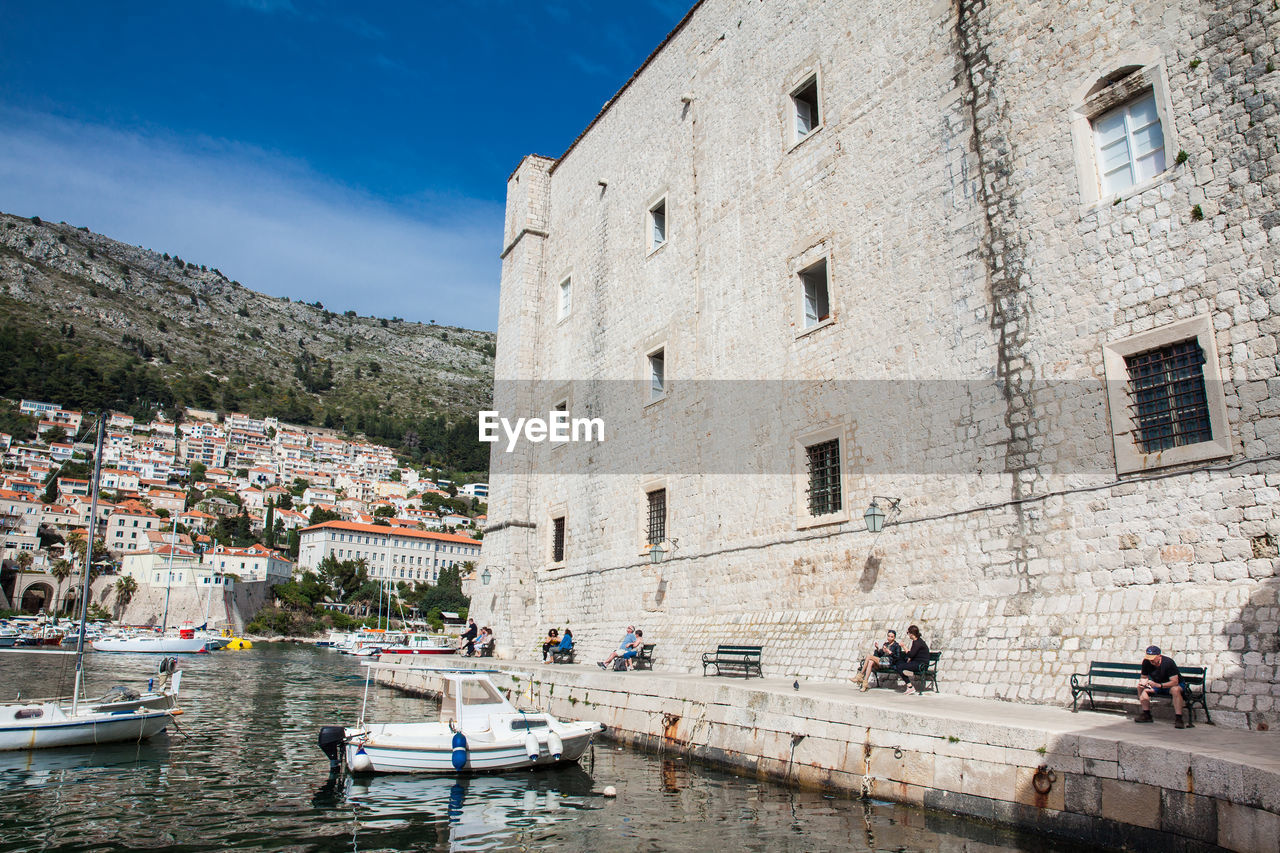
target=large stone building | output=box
[475,0,1280,728]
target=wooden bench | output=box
[1071,661,1210,724]
[869,652,941,693]
[701,644,762,678]
[549,647,575,664]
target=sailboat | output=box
[0,416,184,751]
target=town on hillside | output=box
[0,398,485,626]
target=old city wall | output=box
[476,0,1280,728]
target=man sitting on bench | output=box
[599,626,637,670]
[1136,645,1186,728]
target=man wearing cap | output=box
[1136,645,1186,728]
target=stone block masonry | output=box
[477,0,1280,729]
[374,659,1280,853]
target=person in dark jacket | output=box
[459,618,478,655]
[894,625,930,695]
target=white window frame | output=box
[791,241,835,337]
[788,70,823,149]
[1069,57,1177,208]
[1102,315,1232,474]
[646,195,668,255]
[557,276,572,322]
[645,345,667,405]
[794,424,849,529]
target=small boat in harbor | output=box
[317,667,604,775]
[377,633,457,656]
[0,660,183,751]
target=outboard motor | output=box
[317,726,346,772]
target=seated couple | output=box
[850,625,929,695]
[598,626,644,671]
[541,628,573,661]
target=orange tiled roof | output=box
[302,519,481,546]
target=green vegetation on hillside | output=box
[0,212,496,473]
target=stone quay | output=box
[371,656,1279,852]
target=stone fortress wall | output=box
[474,0,1280,729]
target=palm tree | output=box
[50,559,74,614]
[113,575,138,617]
[14,551,33,573]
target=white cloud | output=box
[0,109,502,329]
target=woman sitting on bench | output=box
[894,625,929,695]
[851,628,903,692]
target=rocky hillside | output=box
[0,211,495,469]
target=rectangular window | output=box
[646,489,666,545]
[551,515,566,563]
[805,438,842,517]
[791,74,821,141]
[1125,340,1212,453]
[1094,92,1165,196]
[648,348,666,401]
[649,198,667,252]
[558,277,572,320]
[800,259,830,328]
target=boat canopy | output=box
[440,674,516,729]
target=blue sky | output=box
[0,0,691,329]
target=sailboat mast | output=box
[71,415,107,715]
[160,525,177,633]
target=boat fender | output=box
[547,731,564,761]
[451,731,468,770]
[525,732,540,762]
[317,726,346,772]
[350,746,374,773]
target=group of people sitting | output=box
[457,619,495,657]
[850,625,930,695]
[541,627,574,661]
[598,625,644,671]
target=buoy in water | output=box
[525,732,540,762]
[547,731,564,761]
[451,731,468,770]
[350,747,373,773]
[603,785,617,798]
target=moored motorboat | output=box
[317,667,604,775]
[378,633,457,656]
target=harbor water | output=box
[0,645,1104,852]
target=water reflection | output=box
[328,764,598,851]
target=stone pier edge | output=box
[371,659,1279,853]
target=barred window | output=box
[805,438,842,516]
[646,489,666,545]
[1125,340,1212,453]
[551,515,566,563]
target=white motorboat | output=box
[317,667,605,775]
[0,417,184,751]
[377,633,457,656]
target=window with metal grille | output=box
[551,516,566,563]
[805,438,841,516]
[646,489,666,545]
[1125,340,1212,453]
